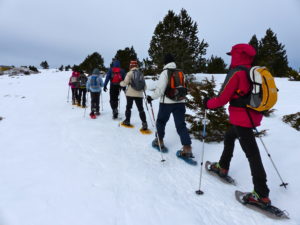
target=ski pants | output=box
[125,96,146,123]
[90,92,100,113]
[219,125,270,197]
[156,103,191,146]
[78,88,87,106]
[109,84,121,111]
[71,88,79,104]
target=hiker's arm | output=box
[104,70,111,88]
[120,72,131,87]
[207,74,239,109]
[151,70,168,100]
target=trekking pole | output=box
[255,127,288,188]
[101,91,104,111]
[196,110,207,195]
[143,91,165,162]
[67,86,70,103]
[143,90,155,128]
[246,110,288,188]
[84,92,89,118]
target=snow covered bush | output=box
[185,75,230,142]
[282,112,300,131]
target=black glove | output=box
[104,87,107,92]
[147,95,153,104]
[203,97,209,109]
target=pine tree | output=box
[249,35,260,65]
[252,29,289,77]
[186,76,230,142]
[65,65,71,71]
[40,61,49,69]
[113,46,139,72]
[59,65,64,71]
[206,55,227,74]
[148,9,208,74]
[79,52,105,74]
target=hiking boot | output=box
[113,109,118,119]
[152,138,165,148]
[141,122,148,130]
[242,191,271,208]
[210,162,228,177]
[178,145,194,158]
[95,111,100,116]
[122,120,131,126]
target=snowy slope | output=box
[0,70,299,225]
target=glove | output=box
[147,95,153,104]
[121,87,126,92]
[203,97,209,109]
[104,87,107,92]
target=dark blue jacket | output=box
[104,60,126,88]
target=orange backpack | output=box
[164,69,187,101]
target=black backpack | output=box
[78,74,88,88]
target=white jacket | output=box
[151,62,185,104]
[120,67,145,98]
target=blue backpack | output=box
[90,75,99,89]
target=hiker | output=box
[204,43,271,207]
[78,71,88,108]
[68,71,80,105]
[103,59,126,119]
[146,53,193,157]
[86,68,103,118]
[120,60,148,130]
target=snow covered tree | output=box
[79,52,105,74]
[40,61,49,69]
[206,55,227,74]
[113,46,139,72]
[186,76,230,142]
[148,9,208,74]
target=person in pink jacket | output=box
[69,71,80,105]
[204,44,271,207]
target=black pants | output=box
[219,125,269,197]
[78,88,87,106]
[90,92,100,113]
[71,88,79,104]
[109,84,121,111]
[125,96,146,123]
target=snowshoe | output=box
[205,161,236,185]
[152,139,168,153]
[90,112,96,119]
[235,190,289,219]
[176,150,197,166]
[120,120,134,128]
[140,128,152,135]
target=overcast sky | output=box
[1,0,300,69]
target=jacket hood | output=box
[72,71,79,77]
[92,68,100,75]
[112,60,121,68]
[163,62,176,70]
[228,44,256,68]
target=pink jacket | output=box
[207,44,263,128]
[69,71,80,88]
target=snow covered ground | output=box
[0,70,299,225]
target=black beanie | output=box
[164,53,175,65]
